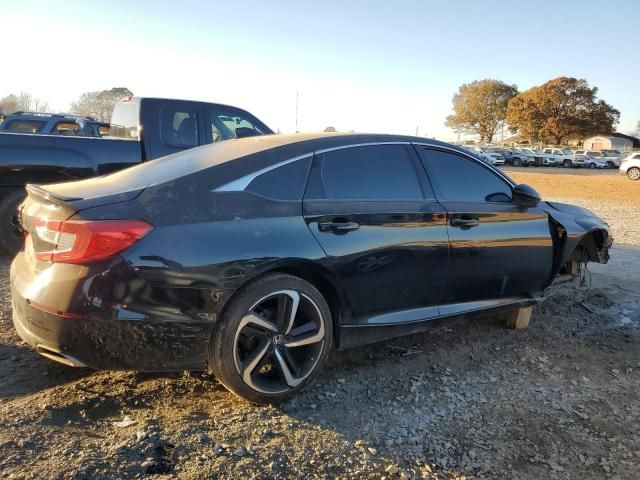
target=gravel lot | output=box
[1,170,639,479]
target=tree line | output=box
[0,87,133,123]
[445,77,628,145]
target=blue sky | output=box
[3,0,638,140]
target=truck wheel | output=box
[628,167,640,181]
[563,159,571,168]
[0,190,26,255]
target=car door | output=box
[303,143,449,325]
[415,146,554,311]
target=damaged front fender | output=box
[542,201,612,277]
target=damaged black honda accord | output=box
[11,133,612,404]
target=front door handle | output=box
[450,217,480,228]
[318,221,360,233]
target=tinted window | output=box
[53,121,80,136]
[4,119,46,133]
[421,149,512,203]
[307,145,425,200]
[208,107,268,142]
[247,157,311,201]
[161,106,198,147]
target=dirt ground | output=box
[1,170,639,479]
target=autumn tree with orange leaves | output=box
[507,77,619,145]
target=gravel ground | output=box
[1,171,639,479]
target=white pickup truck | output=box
[541,148,578,167]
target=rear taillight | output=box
[32,219,152,264]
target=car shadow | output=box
[0,341,93,399]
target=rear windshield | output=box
[3,119,47,133]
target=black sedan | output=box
[10,133,611,404]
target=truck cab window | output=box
[161,108,198,147]
[208,107,268,143]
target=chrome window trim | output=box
[313,141,412,154]
[213,141,413,193]
[213,153,313,192]
[212,140,516,194]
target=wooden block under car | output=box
[504,306,532,330]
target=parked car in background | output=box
[505,148,535,167]
[484,147,507,166]
[600,151,624,169]
[574,154,607,169]
[542,148,578,168]
[520,147,545,166]
[573,150,619,169]
[10,133,612,404]
[0,112,109,137]
[0,97,273,254]
[619,152,640,180]
[464,146,504,166]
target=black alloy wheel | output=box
[209,273,332,404]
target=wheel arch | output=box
[217,259,354,349]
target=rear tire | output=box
[209,273,333,404]
[513,157,521,167]
[563,159,571,168]
[628,167,640,181]
[0,190,26,255]
[589,163,596,169]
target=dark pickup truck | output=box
[0,97,273,253]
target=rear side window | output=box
[246,157,312,201]
[306,145,426,200]
[420,149,512,203]
[161,107,198,147]
[53,121,80,136]
[4,119,46,133]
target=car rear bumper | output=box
[10,253,214,371]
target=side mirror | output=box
[512,183,541,206]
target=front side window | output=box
[208,107,268,143]
[306,145,426,201]
[420,149,512,203]
[160,107,198,147]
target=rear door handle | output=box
[318,221,360,233]
[450,217,480,228]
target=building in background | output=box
[583,133,639,151]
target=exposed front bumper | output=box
[10,253,214,371]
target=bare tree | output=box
[70,87,133,122]
[0,92,50,113]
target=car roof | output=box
[44,133,467,200]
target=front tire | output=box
[209,273,333,404]
[563,159,571,168]
[589,162,596,169]
[0,190,26,255]
[628,167,640,181]
[513,157,521,167]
